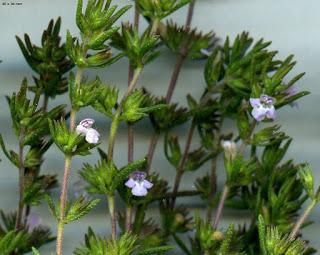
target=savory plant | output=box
[0,0,318,254]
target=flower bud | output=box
[221,140,237,160]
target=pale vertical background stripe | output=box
[0,0,319,254]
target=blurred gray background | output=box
[0,0,319,253]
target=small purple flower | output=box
[125,171,153,197]
[249,94,276,121]
[76,118,100,144]
[26,212,41,232]
[284,85,299,108]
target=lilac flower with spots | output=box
[76,118,100,144]
[249,94,276,121]
[125,171,153,196]
[284,85,299,108]
[26,212,41,232]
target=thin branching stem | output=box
[125,0,140,227]
[56,67,83,255]
[289,200,317,239]
[15,128,25,230]
[207,117,224,221]
[171,121,196,207]
[146,0,197,172]
[106,67,143,237]
[146,132,159,174]
[56,154,72,255]
[213,185,229,229]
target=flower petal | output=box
[125,178,136,188]
[131,183,148,196]
[79,118,95,128]
[142,180,153,189]
[76,125,88,135]
[249,98,261,108]
[85,128,100,144]
[266,106,276,120]
[251,107,267,121]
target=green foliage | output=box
[74,227,173,255]
[16,17,73,98]
[111,23,160,68]
[180,215,243,255]
[74,230,136,255]
[184,147,211,172]
[46,195,100,224]
[204,32,309,117]
[64,197,100,224]
[23,173,58,206]
[298,164,320,201]
[80,157,146,195]
[66,0,130,68]
[252,125,288,146]
[92,83,119,118]
[258,215,306,255]
[49,119,98,155]
[147,96,190,132]
[137,0,190,20]
[160,200,192,235]
[161,21,217,59]
[0,230,29,255]
[32,247,41,255]
[69,72,100,110]
[74,228,108,255]
[1,0,316,254]
[164,133,181,168]
[224,155,258,186]
[121,90,166,123]
[0,210,54,254]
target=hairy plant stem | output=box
[15,128,25,230]
[146,132,159,174]
[207,157,218,221]
[289,200,317,239]
[108,68,142,162]
[56,67,82,255]
[56,154,72,255]
[151,19,159,34]
[171,121,196,207]
[213,185,229,229]
[145,0,197,172]
[125,205,133,231]
[43,94,49,111]
[125,4,141,232]
[207,117,224,221]
[107,195,117,240]
[106,67,143,237]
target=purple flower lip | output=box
[125,171,153,197]
[130,171,147,181]
[249,94,276,121]
[79,118,95,128]
[259,94,276,105]
[76,118,100,144]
